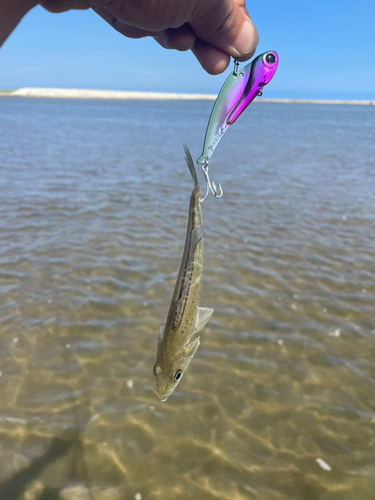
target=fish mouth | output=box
[153,388,170,402]
[154,383,176,402]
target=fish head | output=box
[153,337,200,402]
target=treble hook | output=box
[200,158,223,203]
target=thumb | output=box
[189,0,259,60]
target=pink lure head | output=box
[227,51,279,125]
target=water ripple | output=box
[0,99,374,499]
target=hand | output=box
[0,0,37,46]
[39,0,259,74]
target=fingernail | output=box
[232,21,258,56]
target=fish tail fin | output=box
[183,144,198,188]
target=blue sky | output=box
[1,0,374,99]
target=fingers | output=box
[155,24,196,52]
[192,39,231,75]
[157,28,231,74]
[93,0,259,75]
[231,20,259,61]
[96,7,197,53]
[190,0,259,63]
[94,6,164,38]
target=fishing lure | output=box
[198,51,279,200]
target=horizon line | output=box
[0,88,374,105]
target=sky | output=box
[0,0,374,99]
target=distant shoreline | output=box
[0,88,374,105]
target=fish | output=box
[153,145,213,401]
[197,51,279,165]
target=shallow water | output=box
[0,98,375,500]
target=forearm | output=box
[0,0,37,47]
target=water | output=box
[0,98,375,500]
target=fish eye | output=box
[174,370,182,381]
[265,53,276,64]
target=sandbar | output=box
[0,88,374,105]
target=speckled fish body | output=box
[197,51,279,164]
[153,145,213,401]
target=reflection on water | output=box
[0,98,375,499]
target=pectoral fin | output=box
[195,307,214,333]
[154,326,165,376]
[190,225,205,251]
[183,336,200,359]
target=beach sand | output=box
[0,87,374,104]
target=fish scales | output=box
[168,188,204,332]
[164,182,204,347]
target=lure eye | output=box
[265,53,276,64]
[174,370,182,382]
